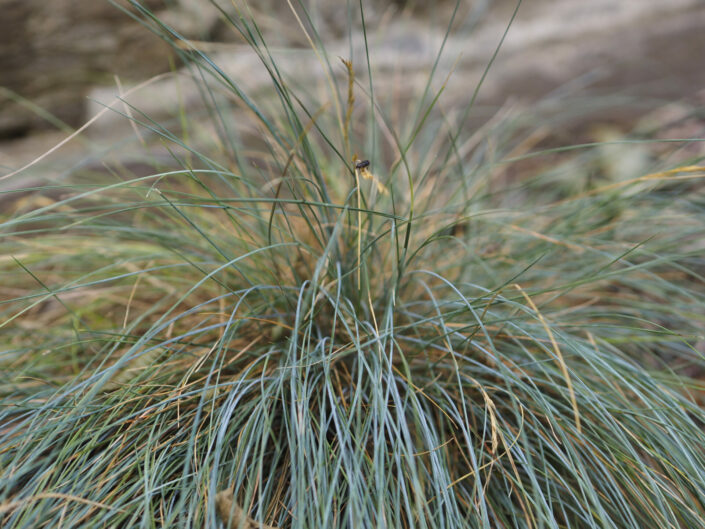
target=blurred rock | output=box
[85,0,705,137]
[2,0,705,176]
[0,0,220,139]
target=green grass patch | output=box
[2,1,705,527]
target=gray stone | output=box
[3,0,705,176]
[0,0,216,139]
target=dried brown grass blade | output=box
[215,488,280,529]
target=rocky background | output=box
[1,0,704,180]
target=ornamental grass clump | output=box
[1,1,705,528]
